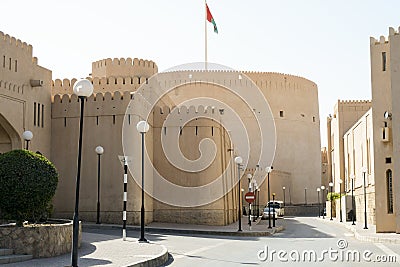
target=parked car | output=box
[267,201,285,216]
[262,207,277,219]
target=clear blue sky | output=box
[2,0,400,146]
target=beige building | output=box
[327,26,400,233]
[370,27,400,233]
[343,109,375,225]
[0,30,322,226]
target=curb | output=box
[83,224,285,238]
[127,244,169,267]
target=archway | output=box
[0,114,21,153]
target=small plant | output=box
[327,192,343,201]
[0,150,58,226]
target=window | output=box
[8,58,11,70]
[387,169,393,214]
[386,157,391,164]
[33,102,36,126]
[37,104,40,127]
[312,116,315,122]
[14,60,17,72]
[2,55,5,68]
[382,52,387,71]
[41,104,44,127]
[279,110,284,117]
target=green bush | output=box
[0,150,58,226]
[327,192,342,201]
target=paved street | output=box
[85,217,400,266]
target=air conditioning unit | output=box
[382,127,390,142]
[30,79,43,87]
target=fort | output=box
[1,31,321,225]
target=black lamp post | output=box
[339,179,343,222]
[267,166,273,229]
[234,156,243,231]
[272,193,276,227]
[95,146,104,224]
[282,187,286,207]
[253,182,258,222]
[137,120,150,242]
[257,188,260,217]
[71,79,93,267]
[363,169,368,229]
[321,186,325,219]
[351,174,355,225]
[241,188,246,216]
[304,187,307,205]
[22,131,33,150]
[317,188,321,218]
[329,182,333,220]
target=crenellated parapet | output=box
[52,91,133,118]
[92,57,158,79]
[338,99,371,105]
[0,31,33,57]
[335,99,372,115]
[370,26,400,45]
[52,76,142,96]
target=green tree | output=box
[0,150,58,226]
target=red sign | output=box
[245,192,256,203]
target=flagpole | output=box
[205,0,208,70]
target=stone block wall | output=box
[0,219,80,258]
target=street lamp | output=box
[304,187,307,205]
[350,174,355,225]
[71,79,93,267]
[247,173,252,227]
[272,193,276,227]
[282,187,286,207]
[339,179,343,222]
[95,146,104,224]
[317,188,321,218]
[253,182,258,222]
[362,167,368,229]
[234,156,243,232]
[321,186,325,219]
[137,120,150,242]
[267,166,273,229]
[329,182,333,220]
[22,130,33,150]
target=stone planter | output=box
[0,219,81,258]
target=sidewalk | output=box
[5,232,168,267]
[320,216,400,244]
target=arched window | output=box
[387,169,393,214]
